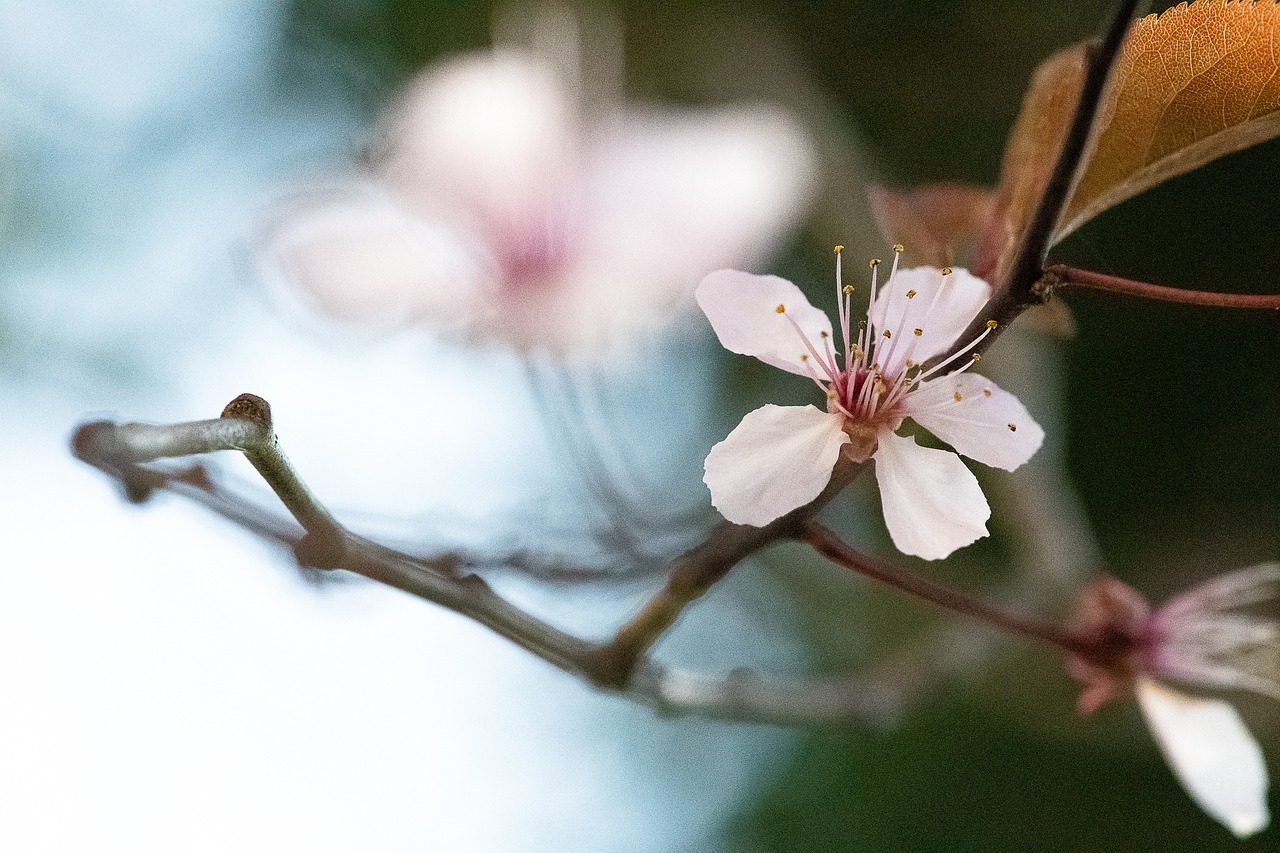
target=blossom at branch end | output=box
[1069,566,1280,838]
[697,248,1043,559]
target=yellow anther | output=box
[776,304,786,314]
[905,359,915,368]
[869,258,881,269]
[1008,423,1017,432]
[882,330,892,339]
[941,267,953,276]
[820,330,829,338]
[834,244,845,254]
[843,285,854,295]
[954,391,963,402]
[893,243,905,254]
[858,320,867,329]
[906,289,917,299]
[801,354,809,361]
[986,319,998,330]
[971,352,982,361]
[913,328,923,337]
[983,389,992,397]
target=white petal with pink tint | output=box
[379,52,577,228]
[1136,678,1270,838]
[703,404,848,527]
[870,266,990,373]
[265,190,477,329]
[872,429,990,560]
[696,271,834,377]
[901,373,1044,471]
[589,106,817,292]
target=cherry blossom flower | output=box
[697,248,1044,559]
[263,29,815,356]
[1069,565,1280,837]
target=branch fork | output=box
[72,390,1107,724]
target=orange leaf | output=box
[981,1,1280,284]
[1060,0,1280,240]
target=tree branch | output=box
[586,460,863,684]
[71,393,912,725]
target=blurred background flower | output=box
[263,6,815,355]
[0,1,1277,851]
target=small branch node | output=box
[70,420,116,465]
[1031,268,1062,304]
[293,531,348,570]
[220,393,273,434]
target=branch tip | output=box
[70,420,116,465]
[221,393,273,432]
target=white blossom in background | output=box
[697,250,1043,559]
[1069,566,1280,838]
[263,24,816,356]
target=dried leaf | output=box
[868,182,995,268]
[1060,0,1280,240]
[980,1,1280,284]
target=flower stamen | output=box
[777,304,841,384]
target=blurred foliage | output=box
[285,0,489,82]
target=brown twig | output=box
[803,522,1095,659]
[1047,264,1280,310]
[71,393,910,725]
[586,460,863,685]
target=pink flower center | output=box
[778,246,996,457]
[489,193,581,293]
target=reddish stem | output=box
[804,522,1095,658]
[1050,264,1280,310]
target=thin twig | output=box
[1048,264,1280,310]
[803,522,1095,659]
[586,460,864,684]
[71,393,912,724]
[73,395,598,677]
[525,359,706,577]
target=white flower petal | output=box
[263,190,478,329]
[901,373,1044,471]
[696,270,835,377]
[703,404,848,527]
[1136,678,1271,838]
[587,106,817,290]
[380,52,577,227]
[1159,562,1280,620]
[872,430,990,560]
[870,266,990,373]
